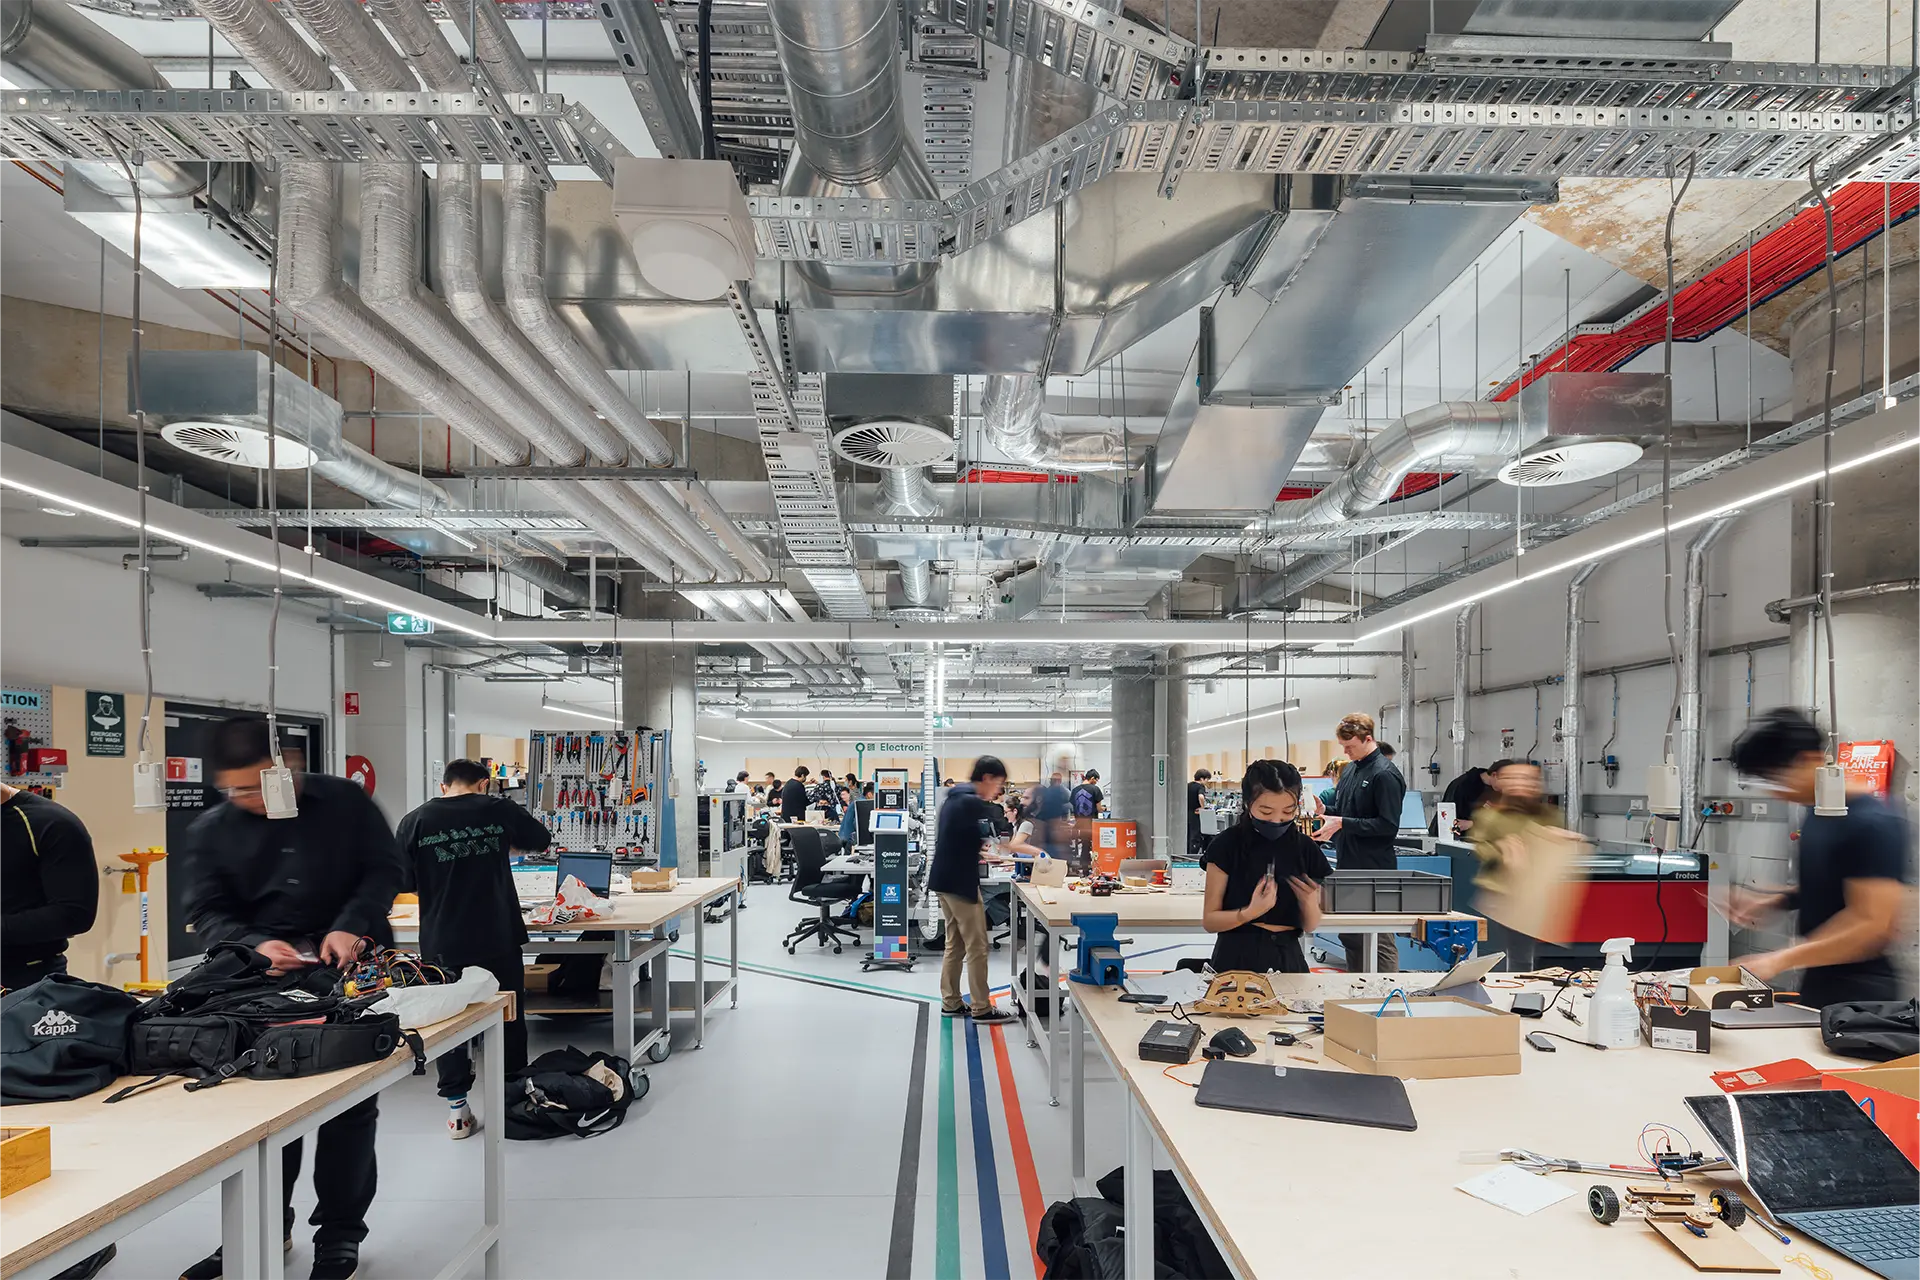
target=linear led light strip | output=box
[1191,700,1301,733]
[1332,432,1920,649]
[735,718,794,738]
[1,475,493,641]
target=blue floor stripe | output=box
[962,1016,1012,1280]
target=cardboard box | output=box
[1634,966,1775,1053]
[629,868,679,892]
[1323,995,1521,1079]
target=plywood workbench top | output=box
[0,996,510,1278]
[1014,881,1482,932]
[1072,979,1877,1280]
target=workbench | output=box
[395,876,739,1072]
[1068,978,1879,1280]
[1009,881,1484,1104]
[1,995,509,1280]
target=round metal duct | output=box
[1497,438,1643,487]
[831,418,955,469]
[160,420,317,469]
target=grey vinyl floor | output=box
[88,887,1220,1279]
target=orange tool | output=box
[118,847,168,993]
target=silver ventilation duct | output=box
[1562,563,1599,834]
[770,0,936,298]
[876,466,939,606]
[3,0,163,89]
[1678,517,1733,849]
[282,0,414,90]
[192,0,332,88]
[977,0,1126,473]
[981,376,1125,474]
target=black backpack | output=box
[1822,998,1919,1061]
[106,943,421,1101]
[504,1046,639,1140]
[0,974,142,1102]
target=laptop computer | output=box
[554,850,614,898]
[1684,1089,1920,1279]
[1196,1059,1417,1131]
[1409,950,1507,1006]
[1709,1004,1824,1030]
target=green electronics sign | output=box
[386,612,435,636]
[86,691,125,757]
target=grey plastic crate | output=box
[1320,870,1453,915]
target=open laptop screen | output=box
[1685,1090,1919,1215]
[554,850,613,898]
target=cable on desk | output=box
[1530,1031,1605,1050]
[1637,1121,1696,1165]
[1162,1063,1204,1088]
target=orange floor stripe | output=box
[989,1022,1049,1279]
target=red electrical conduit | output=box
[1495,181,1917,401]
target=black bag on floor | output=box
[1094,1166,1232,1280]
[1822,998,1919,1061]
[504,1046,635,1140]
[1013,970,1054,1019]
[106,943,421,1101]
[1037,1196,1129,1279]
[0,974,142,1102]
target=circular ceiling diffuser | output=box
[831,419,955,470]
[160,420,316,470]
[1497,438,1643,487]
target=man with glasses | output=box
[1315,712,1406,974]
[179,718,402,1280]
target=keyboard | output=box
[1786,1206,1920,1277]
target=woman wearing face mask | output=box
[1200,760,1329,973]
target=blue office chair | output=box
[784,827,862,954]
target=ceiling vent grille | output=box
[159,421,318,470]
[1497,438,1643,487]
[831,419,956,470]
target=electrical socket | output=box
[1751,800,1769,816]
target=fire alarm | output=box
[345,754,377,796]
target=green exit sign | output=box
[387,612,435,635]
[932,714,954,729]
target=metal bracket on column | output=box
[596,0,705,160]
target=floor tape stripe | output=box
[936,1014,960,1280]
[666,949,935,1004]
[988,1024,1049,1280]
[887,1002,930,1280]
[963,1017,1012,1280]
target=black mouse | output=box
[1208,1027,1257,1058]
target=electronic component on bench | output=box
[1139,1019,1201,1064]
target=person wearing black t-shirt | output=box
[781,766,812,821]
[1723,709,1913,1007]
[397,758,552,1139]
[1200,760,1330,973]
[1187,769,1212,859]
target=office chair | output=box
[784,828,863,954]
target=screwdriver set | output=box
[524,727,667,865]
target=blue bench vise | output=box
[1410,916,1482,966]
[1068,912,1128,986]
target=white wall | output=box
[1,542,332,717]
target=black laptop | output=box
[1684,1089,1919,1279]
[1196,1060,1417,1131]
[554,850,614,898]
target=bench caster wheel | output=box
[647,1039,671,1063]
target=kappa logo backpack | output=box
[1,974,141,1102]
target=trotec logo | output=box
[31,1010,80,1038]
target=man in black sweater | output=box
[780,766,811,821]
[927,757,1017,1024]
[1317,712,1407,974]
[180,718,402,1280]
[3,782,114,1279]
[397,758,551,1140]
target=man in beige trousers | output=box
[928,756,1017,1022]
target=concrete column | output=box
[622,580,699,868]
[1110,646,1187,858]
[341,630,427,826]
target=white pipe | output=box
[1562,563,1600,833]
[1452,604,1475,775]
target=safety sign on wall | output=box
[86,691,125,757]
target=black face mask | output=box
[1248,817,1292,840]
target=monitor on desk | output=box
[1399,791,1427,832]
[554,850,613,898]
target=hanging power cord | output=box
[697,0,717,162]
[254,137,293,816]
[1658,153,1698,762]
[1807,162,1842,759]
[106,138,160,807]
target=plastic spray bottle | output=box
[1589,936,1640,1048]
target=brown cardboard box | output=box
[1634,966,1774,1053]
[629,868,679,892]
[1323,995,1521,1079]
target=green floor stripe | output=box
[936,1012,960,1280]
